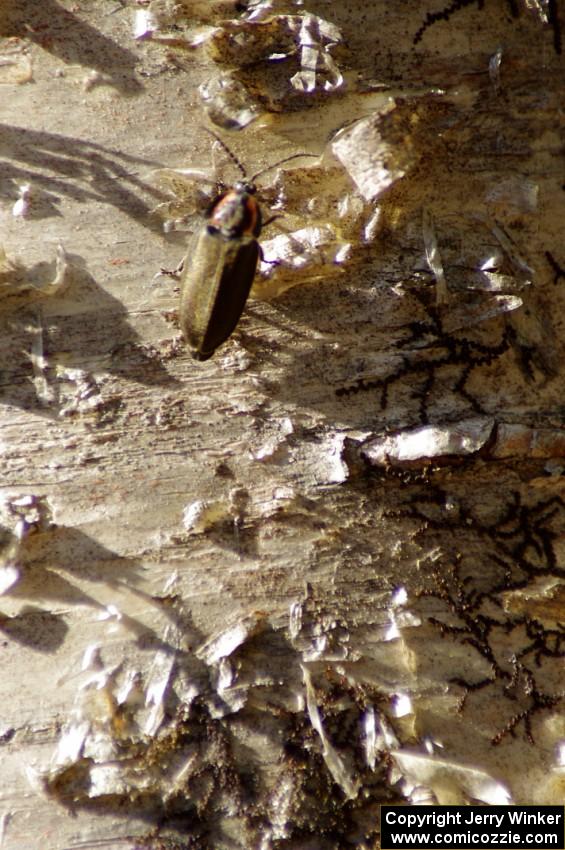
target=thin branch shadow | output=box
[0,251,181,417]
[0,124,167,231]
[0,0,142,95]
[0,521,188,655]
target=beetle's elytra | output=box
[179,180,261,361]
[179,132,315,361]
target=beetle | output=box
[179,132,315,360]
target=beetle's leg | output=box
[155,257,185,280]
[263,213,283,229]
[258,243,280,267]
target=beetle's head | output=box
[233,180,257,196]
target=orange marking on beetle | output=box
[208,186,260,238]
[242,194,260,237]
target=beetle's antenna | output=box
[203,128,247,179]
[250,153,318,184]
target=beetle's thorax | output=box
[207,182,261,239]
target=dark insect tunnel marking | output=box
[517,619,565,668]
[490,661,564,746]
[414,0,560,53]
[336,329,510,424]
[412,490,565,745]
[413,0,485,45]
[487,494,565,583]
[545,251,565,285]
[425,563,564,745]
